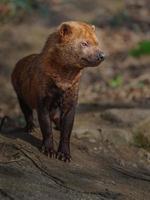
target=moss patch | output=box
[129,40,150,57]
[133,132,150,151]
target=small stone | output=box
[89,138,96,143]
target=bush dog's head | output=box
[53,21,105,69]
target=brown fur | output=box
[11,21,105,161]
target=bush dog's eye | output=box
[81,41,89,47]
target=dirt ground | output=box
[0,0,150,199]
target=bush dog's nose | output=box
[97,51,105,61]
[100,52,105,61]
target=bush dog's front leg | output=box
[56,101,76,162]
[37,99,55,157]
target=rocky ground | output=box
[0,0,150,199]
[0,106,150,200]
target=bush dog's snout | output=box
[97,51,105,61]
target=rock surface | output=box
[0,106,150,200]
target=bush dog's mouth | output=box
[81,57,104,67]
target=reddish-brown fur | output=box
[11,21,105,161]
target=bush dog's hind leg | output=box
[37,98,55,157]
[56,98,76,162]
[18,96,34,133]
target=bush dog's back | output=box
[11,21,105,162]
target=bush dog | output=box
[11,21,105,162]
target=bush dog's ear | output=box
[59,23,72,37]
[91,25,95,32]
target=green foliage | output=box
[129,40,150,57]
[133,132,150,151]
[109,75,123,88]
[12,0,32,10]
[109,11,130,27]
[0,0,33,11]
[137,81,145,88]
[0,0,49,22]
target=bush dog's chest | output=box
[42,70,81,111]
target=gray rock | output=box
[101,109,150,126]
